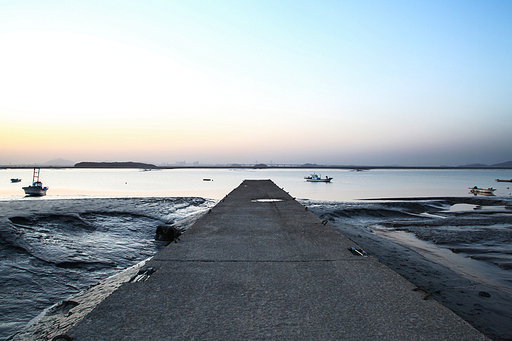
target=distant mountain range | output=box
[492,160,512,167]
[460,160,512,168]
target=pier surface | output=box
[68,180,486,340]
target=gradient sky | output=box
[1,1,511,166]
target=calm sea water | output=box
[1,168,512,201]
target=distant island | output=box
[4,159,511,169]
[74,162,157,168]
[489,160,512,168]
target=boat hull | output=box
[469,187,496,196]
[22,186,48,196]
[304,173,333,182]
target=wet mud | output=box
[0,197,215,341]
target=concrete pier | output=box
[67,180,487,340]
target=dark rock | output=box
[155,225,182,243]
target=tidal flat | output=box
[2,195,511,341]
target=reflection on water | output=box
[1,168,512,201]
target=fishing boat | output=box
[469,186,496,195]
[10,178,21,183]
[22,168,48,196]
[304,173,333,182]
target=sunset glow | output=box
[1,1,511,166]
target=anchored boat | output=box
[304,173,333,182]
[22,168,48,196]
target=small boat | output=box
[496,179,512,182]
[22,168,48,196]
[10,178,21,183]
[304,173,333,182]
[469,186,496,195]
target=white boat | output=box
[469,186,496,195]
[304,173,333,182]
[22,168,48,196]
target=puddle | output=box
[445,204,510,212]
[251,199,284,203]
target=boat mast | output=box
[33,168,40,183]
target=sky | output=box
[1,0,511,167]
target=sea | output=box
[1,167,511,340]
